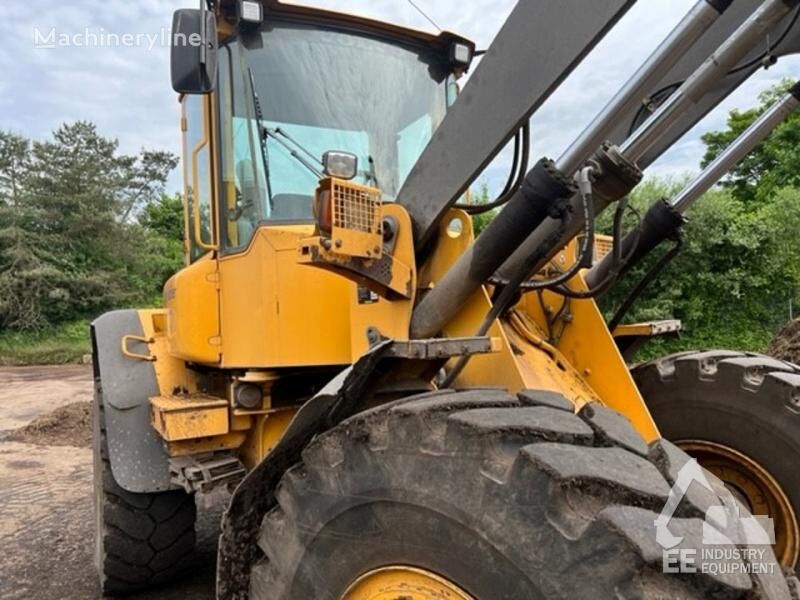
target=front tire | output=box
[249,388,790,599]
[93,380,197,594]
[633,350,800,577]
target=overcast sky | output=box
[2,0,798,194]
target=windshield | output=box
[218,22,454,251]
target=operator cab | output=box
[172,0,475,257]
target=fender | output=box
[91,309,173,493]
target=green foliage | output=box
[0,319,91,365]
[467,180,497,236]
[701,78,800,203]
[0,123,182,332]
[599,179,800,356]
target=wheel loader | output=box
[91,0,800,597]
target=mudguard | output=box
[91,309,173,493]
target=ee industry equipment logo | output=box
[654,458,777,576]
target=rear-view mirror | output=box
[170,9,218,95]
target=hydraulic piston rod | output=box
[558,0,731,176]
[586,80,800,289]
[409,0,732,340]
[585,80,800,300]
[497,0,799,286]
[670,81,800,212]
[620,0,799,162]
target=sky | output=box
[2,0,798,195]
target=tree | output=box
[0,132,44,328]
[0,123,179,330]
[701,78,800,203]
[598,179,800,354]
[140,193,184,241]
[467,180,497,236]
[137,194,185,296]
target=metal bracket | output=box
[387,336,500,359]
[298,238,413,299]
[169,452,246,494]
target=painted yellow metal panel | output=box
[135,308,203,396]
[516,247,660,442]
[348,203,415,357]
[420,211,659,442]
[150,394,229,442]
[217,224,353,367]
[240,408,298,470]
[164,255,221,364]
[217,211,414,368]
[165,433,248,457]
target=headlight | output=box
[323,150,358,180]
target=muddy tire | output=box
[93,380,196,595]
[633,350,800,577]
[249,388,791,599]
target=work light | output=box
[238,0,263,25]
[323,151,358,180]
[450,42,473,67]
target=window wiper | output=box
[264,127,323,179]
[367,156,380,188]
[245,66,274,208]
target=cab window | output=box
[182,94,214,261]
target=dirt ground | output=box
[768,319,800,364]
[0,366,218,599]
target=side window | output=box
[182,94,214,262]
[218,47,259,252]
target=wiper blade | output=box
[246,66,274,206]
[264,127,323,179]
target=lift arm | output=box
[396,0,637,250]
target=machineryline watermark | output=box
[33,27,202,51]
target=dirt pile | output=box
[767,319,800,365]
[7,401,92,448]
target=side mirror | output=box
[171,9,218,94]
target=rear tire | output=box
[93,379,196,595]
[633,350,800,578]
[249,388,791,599]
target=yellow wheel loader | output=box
[91,0,800,597]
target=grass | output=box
[0,320,91,366]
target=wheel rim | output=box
[341,566,475,600]
[678,439,800,569]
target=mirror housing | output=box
[171,9,218,94]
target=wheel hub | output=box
[341,566,474,600]
[679,439,800,570]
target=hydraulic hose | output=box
[410,158,575,340]
[497,0,799,291]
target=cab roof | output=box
[214,0,475,56]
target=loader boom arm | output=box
[397,0,636,249]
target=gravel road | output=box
[0,366,218,599]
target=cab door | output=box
[164,92,221,364]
